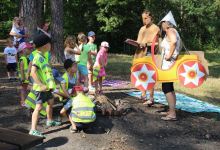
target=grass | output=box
[0,50,219,105]
[107,52,220,105]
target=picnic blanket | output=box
[103,80,130,88]
[126,91,220,113]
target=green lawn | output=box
[107,51,220,105]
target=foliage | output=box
[0,0,219,52]
[0,0,19,38]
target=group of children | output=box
[63,31,109,94]
[3,30,109,137]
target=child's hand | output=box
[40,84,48,91]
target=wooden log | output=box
[0,142,19,150]
[0,127,44,150]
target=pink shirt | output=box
[94,47,107,67]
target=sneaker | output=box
[29,130,46,138]
[89,86,95,92]
[46,120,61,127]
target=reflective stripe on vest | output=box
[70,112,96,120]
[71,93,96,123]
[24,90,47,116]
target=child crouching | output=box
[60,86,96,133]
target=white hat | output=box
[159,11,177,27]
[101,41,109,48]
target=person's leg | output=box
[20,84,28,106]
[161,82,176,120]
[94,80,99,94]
[46,97,61,126]
[7,72,11,79]
[88,71,93,87]
[149,88,154,101]
[141,90,147,102]
[99,77,103,93]
[31,103,42,130]
[6,64,11,79]
[68,115,77,130]
[12,63,17,79]
[143,88,154,106]
[46,98,54,122]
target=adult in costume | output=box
[135,10,160,105]
[159,11,181,121]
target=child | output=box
[58,59,78,102]
[87,31,98,92]
[4,38,18,80]
[60,86,96,133]
[93,41,109,94]
[64,36,80,61]
[17,42,33,106]
[78,34,92,91]
[29,33,60,137]
[75,32,87,63]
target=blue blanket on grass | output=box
[126,91,220,113]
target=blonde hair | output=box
[77,32,87,44]
[6,38,12,44]
[64,36,76,48]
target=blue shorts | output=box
[78,64,88,76]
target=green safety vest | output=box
[32,50,56,91]
[32,50,50,63]
[25,90,48,116]
[71,93,96,123]
[59,72,77,101]
[18,56,29,83]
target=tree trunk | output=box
[50,0,64,63]
[19,0,37,39]
[36,0,44,27]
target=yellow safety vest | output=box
[32,50,50,63]
[71,93,96,123]
[25,90,48,116]
[32,50,56,91]
[58,72,77,101]
[18,56,29,83]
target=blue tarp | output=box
[126,91,220,113]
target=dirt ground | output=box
[0,59,220,150]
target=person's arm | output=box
[137,27,146,48]
[60,83,71,98]
[165,29,177,61]
[30,65,47,91]
[137,27,143,43]
[4,54,8,65]
[88,51,93,67]
[27,61,32,78]
[15,54,18,63]
[65,47,80,55]
[60,99,72,117]
[20,61,25,81]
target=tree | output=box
[50,0,64,63]
[19,0,37,38]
